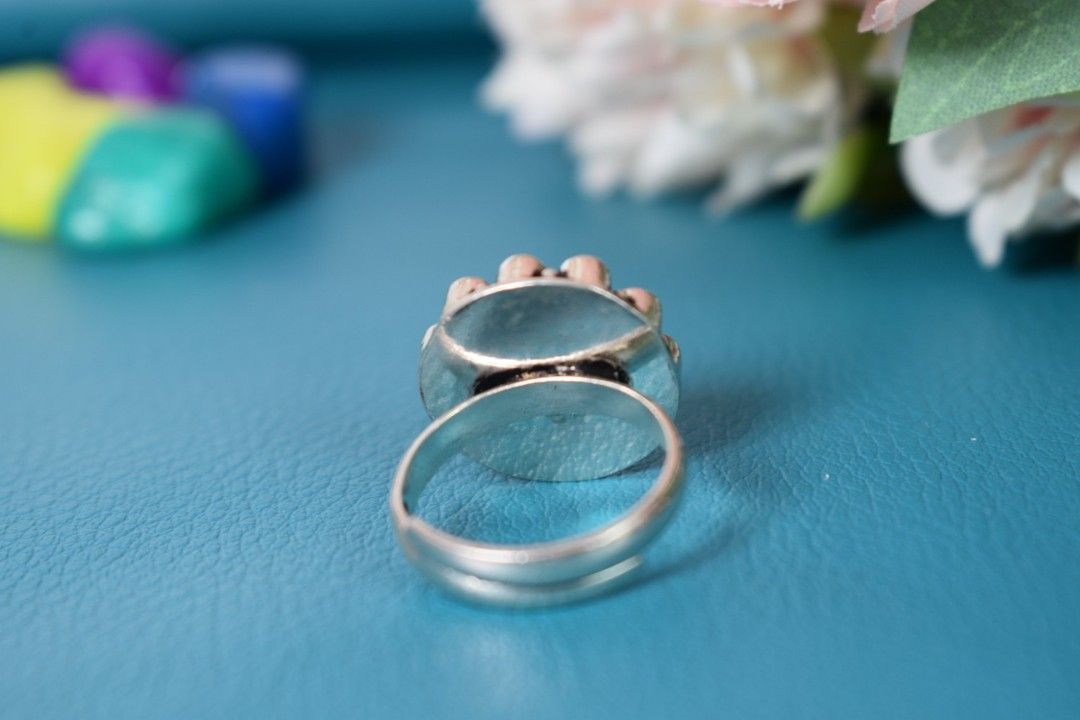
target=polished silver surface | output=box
[390,377,684,607]
[394,254,685,606]
[419,255,680,480]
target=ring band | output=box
[393,255,683,605]
[390,376,684,607]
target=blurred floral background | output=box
[481,0,1080,267]
[1,0,1078,266]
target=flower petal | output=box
[900,130,979,215]
[968,197,1009,267]
[966,146,1055,266]
[859,0,936,34]
[1062,149,1080,200]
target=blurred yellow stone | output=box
[0,65,124,239]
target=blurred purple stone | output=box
[64,26,180,102]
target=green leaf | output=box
[891,0,1080,142]
[797,127,873,221]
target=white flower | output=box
[901,100,1080,266]
[481,0,846,211]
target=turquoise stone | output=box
[56,110,258,249]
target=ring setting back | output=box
[391,254,684,607]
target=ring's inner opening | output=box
[405,379,668,544]
[417,453,661,544]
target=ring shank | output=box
[389,376,683,607]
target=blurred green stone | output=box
[56,109,258,249]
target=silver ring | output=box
[390,254,683,607]
[390,375,684,607]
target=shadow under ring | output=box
[389,376,684,608]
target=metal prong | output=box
[497,254,545,283]
[445,276,488,309]
[662,334,680,366]
[560,255,610,288]
[421,324,436,350]
[619,287,660,326]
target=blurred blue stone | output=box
[183,46,306,195]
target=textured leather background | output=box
[1,54,1079,720]
[0,1,481,59]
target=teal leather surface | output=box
[0,1,481,59]
[2,53,1079,720]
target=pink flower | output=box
[858,0,936,33]
[707,0,797,6]
[708,0,938,33]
